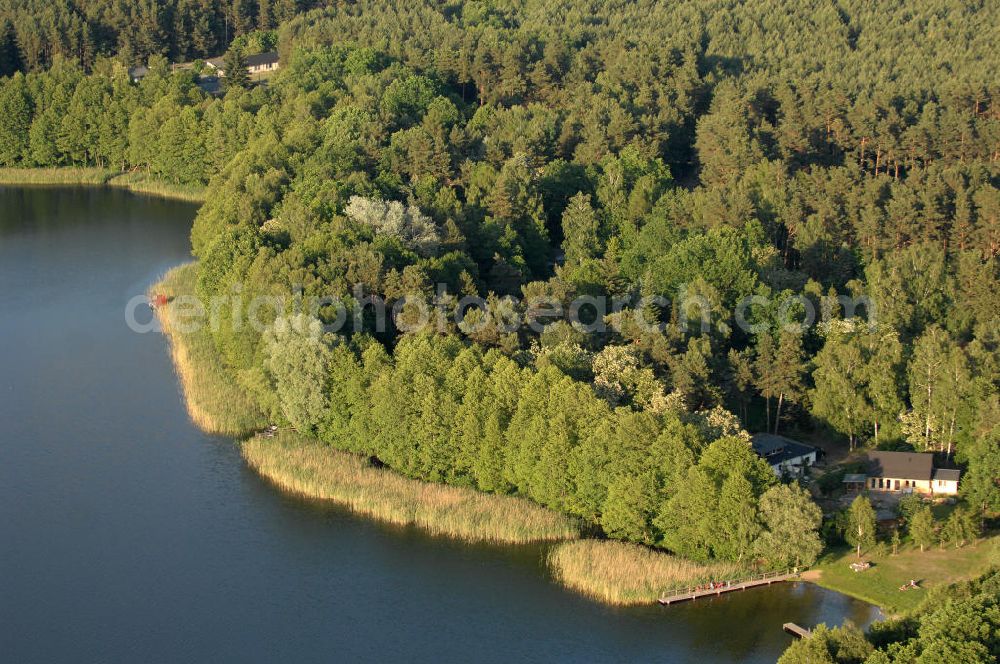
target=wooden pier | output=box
[783,623,812,639]
[657,569,798,605]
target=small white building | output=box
[751,433,819,478]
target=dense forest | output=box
[0,0,316,73]
[1,0,998,569]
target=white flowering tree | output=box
[344,195,441,257]
[592,344,664,409]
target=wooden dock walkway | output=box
[657,569,798,605]
[783,623,812,638]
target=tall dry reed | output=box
[243,432,579,544]
[548,539,743,605]
[153,264,267,436]
[0,167,112,185]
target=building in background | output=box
[205,52,280,79]
[751,433,819,478]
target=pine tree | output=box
[772,330,806,434]
[724,348,755,425]
[0,72,32,164]
[560,192,600,264]
[223,47,250,90]
[754,332,778,431]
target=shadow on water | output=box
[0,187,878,664]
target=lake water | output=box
[0,187,878,662]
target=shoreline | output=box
[152,264,268,437]
[152,262,577,545]
[548,540,744,606]
[146,261,820,603]
[243,432,579,544]
[799,569,892,612]
[0,167,206,203]
[152,260,972,610]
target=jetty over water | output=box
[783,623,812,638]
[658,569,799,605]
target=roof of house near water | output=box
[864,451,933,481]
[751,433,818,465]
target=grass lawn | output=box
[803,535,998,614]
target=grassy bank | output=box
[802,536,999,614]
[548,540,742,605]
[243,432,580,544]
[0,167,206,203]
[152,263,267,436]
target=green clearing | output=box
[804,535,999,614]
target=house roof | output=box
[751,433,817,466]
[842,473,867,483]
[205,57,224,69]
[864,451,933,481]
[933,468,962,482]
[246,52,279,67]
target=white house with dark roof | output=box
[751,433,819,477]
[205,52,280,78]
[862,450,960,495]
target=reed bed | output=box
[0,167,206,202]
[242,432,580,544]
[0,166,113,185]
[548,540,743,605]
[153,263,267,437]
[108,173,206,203]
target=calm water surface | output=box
[0,187,878,663]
